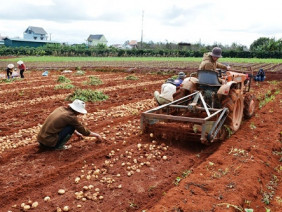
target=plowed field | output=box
[0,64,281,212]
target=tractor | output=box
[141,69,255,144]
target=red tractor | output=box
[141,69,255,144]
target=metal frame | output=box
[141,91,229,143]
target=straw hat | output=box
[7,64,14,69]
[68,99,87,114]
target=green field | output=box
[1,56,282,64]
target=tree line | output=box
[0,37,281,58]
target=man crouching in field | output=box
[37,99,102,150]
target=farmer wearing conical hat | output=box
[37,99,102,150]
[17,60,26,78]
[6,64,14,79]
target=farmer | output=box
[173,72,186,87]
[154,78,176,105]
[17,60,26,78]
[254,68,266,82]
[199,47,231,72]
[6,64,14,79]
[37,99,102,150]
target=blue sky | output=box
[0,0,281,47]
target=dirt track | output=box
[0,66,281,212]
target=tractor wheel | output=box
[222,89,244,132]
[244,93,255,118]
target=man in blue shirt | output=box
[173,72,186,87]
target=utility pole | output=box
[140,10,144,49]
[49,33,52,41]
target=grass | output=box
[0,78,23,83]
[258,89,280,109]
[212,168,229,178]
[228,147,248,157]
[250,122,257,130]
[1,56,282,64]
[57,75,71,83]
[224,125,233,138]
[216,203,243,211]
[173,169,192,185]
[83,76,103,85]
[125,75,139,80]
[66,89,108,102]
[54,83,75,90]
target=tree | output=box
[250,37,270,51]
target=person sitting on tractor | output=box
[154,78,176,105]
[199,47,231,72]
[173,72,186,87]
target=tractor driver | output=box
[199,47,231,72]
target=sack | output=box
[42,71,48,76]
[12,71,20,77]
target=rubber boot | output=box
[55,134,72,149]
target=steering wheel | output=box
[217,69,226,78]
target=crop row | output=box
[0,76,128,95]
[0,80,162,110]
[0,98,155,153]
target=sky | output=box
[0,0,281,47]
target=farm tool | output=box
[141,69,255,144]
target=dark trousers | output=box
[54,125,75,149]
[7,70,12,79]
[20,69,24,78]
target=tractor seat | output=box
[197,70,221,86]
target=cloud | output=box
[0,0,94,22]
[0,0,281,47]
[159,2,214,26]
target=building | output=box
[4,37,59,48]
[0,35,7,46]
[87,34,108,46]
[24,26,48,41]
[121,40,138,49]
[178,42,191,50]
[128,40,138,48]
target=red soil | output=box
[0,68,281,212]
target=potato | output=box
[58,189,65,194]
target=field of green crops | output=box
[1,56,282,64]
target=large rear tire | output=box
[244,93,255,118]
[222,89,244,132]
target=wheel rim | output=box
[248,100,255,115]
[233,98,243,131]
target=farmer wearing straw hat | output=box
[199,47,231,71]
[6,64,14,79]
[17,60,26,78]
[37,99,102,150]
